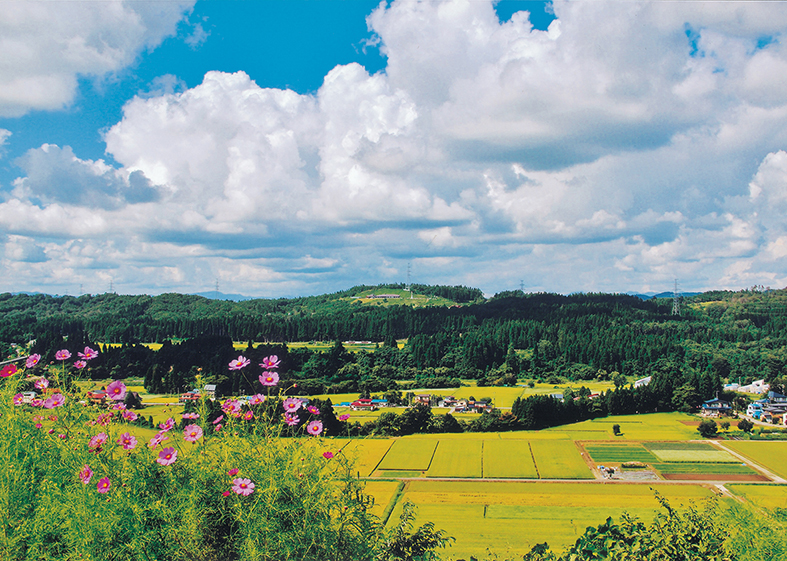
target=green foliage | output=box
[737,418,754,433]
[697,418,719,438]
[523,492,787,561]
[378,502,453,561]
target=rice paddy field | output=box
[726,484,787,511]
[722,441,787,480]
[382,480,719,559]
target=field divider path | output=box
[480,440,484,478]
[714,441,787,483]
[363,476,757,486]
[529,442,540,479]
[426,440,439,473]
[370,439,395,475]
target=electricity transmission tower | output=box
[671,279,681,316]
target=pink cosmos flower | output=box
[214,424,223,432]
[339,414,350,421]
[121,410,138,422]
[156,447,178,466]
[0,364,18,377]
[307,405,320,415]
[44,394,65,409]
[106,380,126,401]
[78,347,99,360]
[74,360,87,369]
[243,410,254,421]
[89,432,108,449]
[117,432,137,450]
[182,412,200,419]
[323,451,334,459]
[79,465,93,484]
[282,397,302,413]
[148,431,169,448]
[183,424,203,442]
[48,428,55,434]
[306,420,323,436]
[34,378,49,390]
[222,490,231,497]
[229,355,250,370]
[97,477,111,493]
[222,399,242,417]
[284,413,300,426]
[55,349,71,361]
[26,354,41,368]
[212,415,224,425]
[35,423,43,429]
[12,394,24,406]
[259,371,279,387]
[159,418,175,431]
[248,394,265,405]
[227,468,239,476]
[31,399,43,408]
[232,478,255,496]
[111,403,126,410]
[260,355,280,369]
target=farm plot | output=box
[727,484,787,510]
[649,449,739,463]
[426,440,482,478]
[583,443,658,463]
[530,440,592,479]
[722,441,787,480]
[483,440,539,478]
[341,439,393,477]
[386,480,716,559]
[376,439,437,472]
[363,481,402,517]
[578,413,700,441]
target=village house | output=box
[701,397,732,417]
[350,398,377,411]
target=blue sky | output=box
[1,0,786,298]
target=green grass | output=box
[643,441,716,451]
[530,440,592,479]
[483,440,539,478]
[583,443,658,463]
[377,439,437,471]
[649,449,739,463]
[651,463,756,475]
[426,440,482,478]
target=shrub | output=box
[697,418,718,438]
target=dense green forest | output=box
[3,284,787,434]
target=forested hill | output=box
[3,285,787,409]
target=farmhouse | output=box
[86,390,107,406]
[701,397,731,417]
[180,390,201,402]
[350,398,377,411]
[413,394,432,406]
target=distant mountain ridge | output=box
[628,291,702,300]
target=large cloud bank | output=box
[3,0,787,296]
